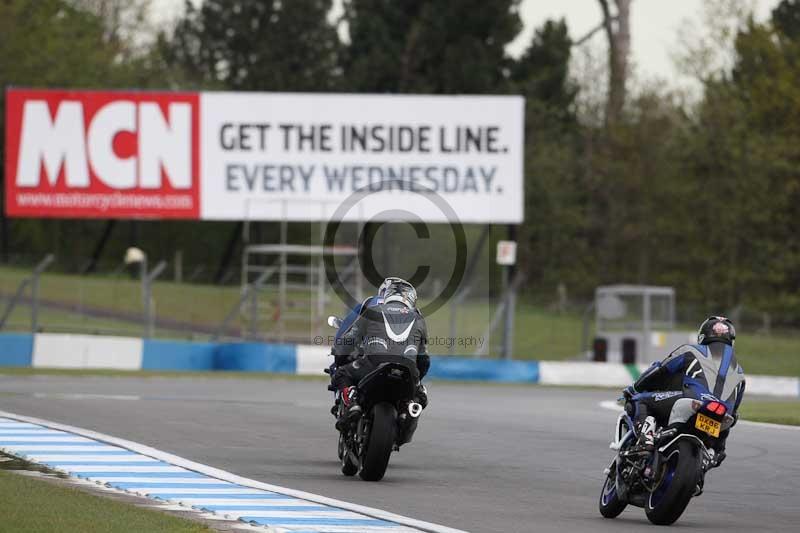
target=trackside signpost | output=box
[5,88,524,224]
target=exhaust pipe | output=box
[408,402,423,418]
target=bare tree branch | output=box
[598,0,615,47]
[597,0,632,126]
[572,18,616,47]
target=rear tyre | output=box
[358,402,396,481]
[598,462,627,518]
[645,440,700,525]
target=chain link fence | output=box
[0,222,527,358]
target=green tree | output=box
[0,0,163,263]
[772,0,800,40]
[342,0,521,93]
[164,0,341,91]
[510,19,588,294]
[674,14,800,320]
[511,19,575,127]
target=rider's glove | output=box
[622,385,636,400]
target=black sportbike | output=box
[599,391,735,525]
[327,317,423,482]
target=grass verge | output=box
[739,401,800,426]
[0,470,210,533]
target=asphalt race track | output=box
[0,375,797,532]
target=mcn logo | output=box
[5,89,200,219]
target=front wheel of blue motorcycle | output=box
[645,440,700,525]
[599,461,627,518]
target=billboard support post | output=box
[498,226,518,359]
[30,254,55,335]
[212,266,276,341]
[143,260,167,338]
[502,266,515,360]
[0,254,54,333]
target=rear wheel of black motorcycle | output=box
[645,440,700,525]
[598,461,627,518]
[358,402,396,481]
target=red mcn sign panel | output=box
[4,89,200,219]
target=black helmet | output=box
[378,277,417,308]
[697,316,736,346]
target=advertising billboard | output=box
[5,89,200,219]
[5,89,523,223]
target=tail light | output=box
[706,401,727,416]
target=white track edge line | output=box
[0,410,467,533]
[597,401,800,431]
[736,420,800,431]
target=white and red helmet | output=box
[697,316,736,346]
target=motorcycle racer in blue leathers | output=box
[623,316,746,468]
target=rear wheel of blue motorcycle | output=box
[358,402,396,481]
[599,461,627,518]
[645,440,700,525]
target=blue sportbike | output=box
[599,386,737,525]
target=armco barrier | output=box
[427,358,539,382]
[538,361,638,387]
[214,342,296,372]
[0,333,797,397]
[0,333,33,367]
[33,333,142,370]
[141,339,215,371]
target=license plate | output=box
[695,413,721,437]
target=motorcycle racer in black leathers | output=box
[332,278,430,424]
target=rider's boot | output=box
[414,383,428,409]
[635,416,657,451]
[330,390,340,417]
[335,386,362,430]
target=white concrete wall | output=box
[745,374,800,398]
[538,361,635,387]
[32,333,143,370]
[295,345,331,376]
